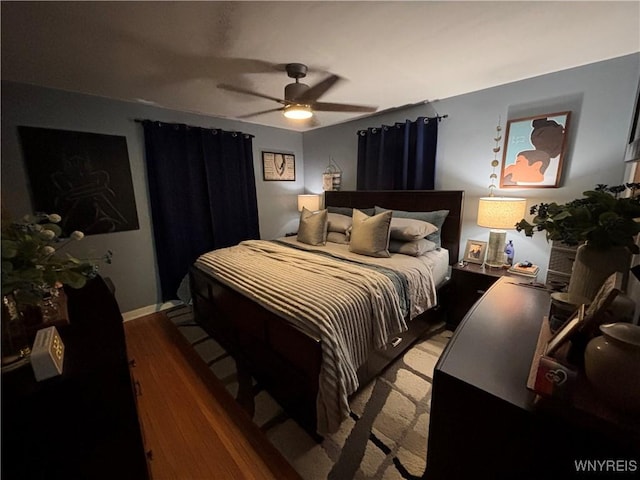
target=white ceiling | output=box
[2,1,639,132]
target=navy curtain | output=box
[142,121,260,301]
[356,117,438,190]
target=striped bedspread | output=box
[195,239,436,434]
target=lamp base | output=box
[485,230,506,268]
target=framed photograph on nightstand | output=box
[463,239,487,264]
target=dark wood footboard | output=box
[190,265,322,436]
[190,190,464,438]
[190,265,449,438]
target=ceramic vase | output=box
[584,323,640,413]
[567,244,631,302]
[0,286,69,370]
[1,294,31,368]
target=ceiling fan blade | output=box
[312,102,378,113]
[236,107,285,119]
[295,75,341,103]
[218,84,286,104]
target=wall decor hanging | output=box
[322,158,342,191]
[500,111,571,188]
[262,151,295,181]
[18,126,139,236]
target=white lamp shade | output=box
[477,197,527,230]
[297,194,322,212]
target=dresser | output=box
[1,277,148,479]
[425,277,640,479]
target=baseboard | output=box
[122,301,183,322]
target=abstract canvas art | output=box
[18,126,139,236]
[500,111,571,188]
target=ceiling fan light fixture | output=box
[283,104,313,120]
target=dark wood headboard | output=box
[324,190,465,264]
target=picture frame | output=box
[500,111,571,188]
[546,304,585,356]
[17,126,139,236]
[262,151,295,181]
[463,239,487,264]
[580,272,623,337]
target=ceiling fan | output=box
[218,63,377,121]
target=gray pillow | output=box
[389,238,437,256]
[327,206,375,217]
[374,206,449,247]
[327,213,352,233]
[297,207,328,246]
[389,217,438,241]
[326,231,349,244]
[349,209,392,258]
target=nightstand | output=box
[448,262,517,328]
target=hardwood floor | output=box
[124,311,301,480]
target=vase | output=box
[1,286,69,371]
[1,293,31,369]
[18,285,69,332]
[567,244,631,303]
[584,323,640,413]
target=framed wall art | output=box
[500,111,571,188]
[463,239,487,264]
[18,126,139,236]
[262,151,296,181]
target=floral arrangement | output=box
[1,212,112,304]
[515,184,640,253]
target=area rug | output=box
[167,305,451,480]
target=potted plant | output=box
[516,184,640,301]
[1,212,112,366]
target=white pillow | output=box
[297,208,328,246]
[389,238,437,256]
[389,217,438,241]
[327,213,352,233]
[349,209,392,258]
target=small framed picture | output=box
[580,272,623,337]
[463,240,487,264]
[500,111,571,188]
[262,151,295,181]
[546,304,585,356]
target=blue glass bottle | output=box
[504,240,514,266]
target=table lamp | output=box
[297,194,322,212]
[477,196,527,267]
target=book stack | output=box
[508,263,540,278]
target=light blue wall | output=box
[2,53,638,314]
[1,82,304,313]
[302,54,640,282]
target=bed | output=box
[189,190,464,438]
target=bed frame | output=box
[190,190,464,438]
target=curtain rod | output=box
[133,119,255,138]
[356,115,448,135]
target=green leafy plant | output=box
[516,184,640,254]
[1,213,112,304]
